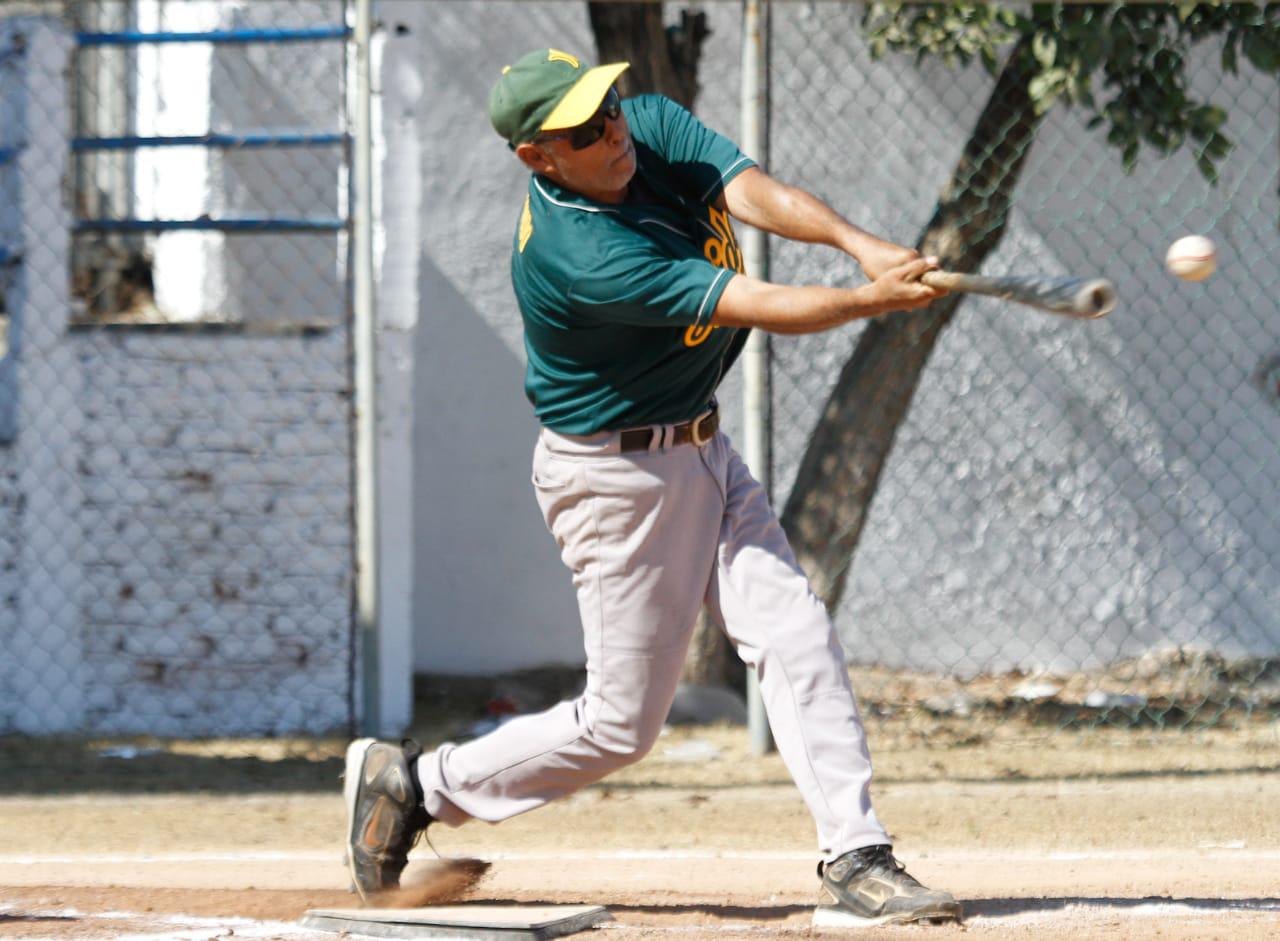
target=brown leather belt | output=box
[618,407,719,453]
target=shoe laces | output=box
[857,844,903,872]
[818,844,903,881]
[381,816,430,875]
[859,845,928,891]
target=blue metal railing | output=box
[73,132,347,152]
[76,26,351,46]
[75,218,345,234]
[73,23,350,239]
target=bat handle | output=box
[920,270,965,291]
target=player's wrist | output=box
[846,283,893,321]
[832,226,871,261]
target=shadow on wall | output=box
[413,252,583,675]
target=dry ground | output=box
[1,713,1278,940]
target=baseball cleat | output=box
[343,737,433,900]
[813,844,962,928]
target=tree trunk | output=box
[781,39,1044,613]
[585,4,733,690]
[587,2,708,109]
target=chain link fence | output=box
[1,0,1276,750]
[764,3,1279,733]
[1,0,357,740]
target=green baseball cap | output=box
[489,48,630,146]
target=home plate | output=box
[301,905,612,940]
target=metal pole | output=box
[352,0,381,736]
[740,0,774,756]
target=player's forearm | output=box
[722,168,914,273]
[723,168,853,247]
[710,274,896,335]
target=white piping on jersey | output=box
[639,217,691,238]
[700,156,752,201]
[533,178,684,235]
[535,176,710,242]
[695,268,732,327]
[533,177,618,215]
[534,171,749,236]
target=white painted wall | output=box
[381,1,611,675]
[383,2,1280,676]
[383,1,746,676]
[764,20,1280,674]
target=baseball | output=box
[1165,235,1217,281]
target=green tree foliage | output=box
[863,2,1279,179]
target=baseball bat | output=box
[920,271,1117,319]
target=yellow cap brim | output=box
[540,62,630,131]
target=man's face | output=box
[516,89,636,204]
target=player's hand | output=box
[866,256,948,311]
[857,242,922,281]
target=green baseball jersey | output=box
[510,94,756,434]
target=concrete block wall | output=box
[72,327,354,735]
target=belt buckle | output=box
[690,410,714,447]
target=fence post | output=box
[740,0,774,756]
[352,0,381,736]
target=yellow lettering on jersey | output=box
[518,197,533,253]
[547,50,580,69]
[684,208,744,348]
[684,323,714,347]
[703,206,744,274]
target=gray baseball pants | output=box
[417,422,890,861]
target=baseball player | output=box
[345,49,960,928]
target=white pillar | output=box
[740,0,774,756]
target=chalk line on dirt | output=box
[4,848,1278,865]
[0,905,326,941]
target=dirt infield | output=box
[2,720,1278,939]
[4,861,1280,941]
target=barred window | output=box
[70,0,351,325]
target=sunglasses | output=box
[536,88,622,151]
